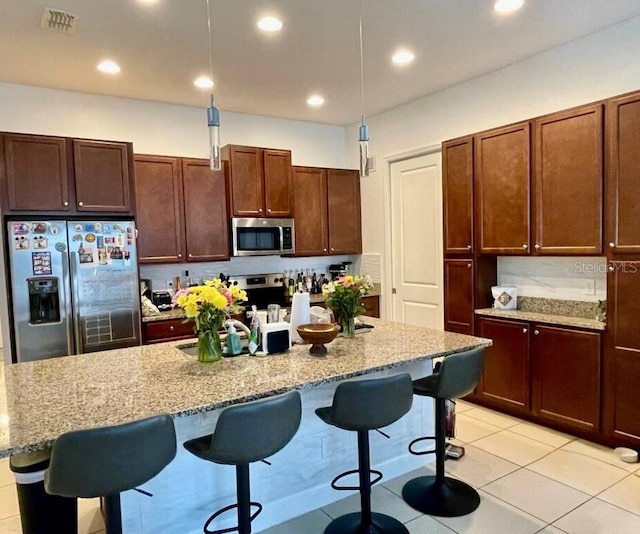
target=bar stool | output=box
[183,390,301,534]
[402,347,485,517]
[315,373,413,534]
[44,414,177,534]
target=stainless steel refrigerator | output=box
[6,219,141,362]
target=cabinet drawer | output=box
[143,319,194,344]
[360,296,380,318]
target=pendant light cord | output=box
[206,0,214,93]
[359,0,365,116]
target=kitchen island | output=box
[0,317,490,533]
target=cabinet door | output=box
[134,155,185,263]
[443,137,473,254]
[292,166,329,256]
[327,169,362,254]
[476,317,531,414]
[182,158,229,262]
[603,261,640,445]
[73,140,132,212]
[2,134,70,211]
[607,91,640,254]
[444,259,474,334]
[533,105,603,254]
[475,123,531,254]
[532,325,601,432]
[264,149,292,217]
[360,296,380,318]
[224,145,264,217]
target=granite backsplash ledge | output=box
[517,296,604,321]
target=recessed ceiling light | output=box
[194,76,214,89]
[257,16,283,32]
[307,95,325,107]
[97,60,120,74]
[392,50,415,65]
[494,0,524,14]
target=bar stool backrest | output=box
[329,373,413,431]
[209,390,302,464]
[45,414,176,498]
[431,347,485,400]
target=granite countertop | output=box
[474,308,606,331]
[0,317,490,457]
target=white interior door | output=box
[390,152,443,328]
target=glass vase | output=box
[197,329,223,363]
[341,316,356,339]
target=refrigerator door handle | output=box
[69,251,83,354]
[60,248,75,355]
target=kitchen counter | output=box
[0,317,490,458]
[474,307,606,331]
[142,307,185,322]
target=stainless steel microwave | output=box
[231,217,295,256]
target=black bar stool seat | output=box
[402,347,485,517]
[183,390,301,534]
[316,373,413,534]
[44,414,177,534]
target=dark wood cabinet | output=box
[443,137,473,254]
[292,166,362,256]
[476,317,531,415]
[142,319,195,344]
[444,259,474,334]
[606,91,640,254]
[327,169,362,254]
[134,155,185,263]
[603,261,640,446]
[533,104,603,254]
[475,122,531,254]
[1,133,134,215]
[360,295,380,318]
[532,325,601,432]
[222,145,292,217]
[73,140,133,213]
[182,159,229,262]
[292,166,329,256]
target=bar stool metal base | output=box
[325,511,409,534]
[402,475,480,517]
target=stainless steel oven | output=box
[231,217,295,256]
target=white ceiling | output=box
[2,0,640,126]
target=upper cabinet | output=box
[292,166,362,256]
[606,90,640,255]
[1,133,134,215]
[221,144,292,217]
[533,104,603,254]
[442,137,473,255]
[474,122,531,254]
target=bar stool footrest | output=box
[203,501,263,534]
[408,436,436,456]
[330,468,383,491]
[402,475,480,517]
[325,511,409,534]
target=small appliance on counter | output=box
[329,262,353,280]
[491,286,517,310]
[140,279,152,299]
[151,291,173,311]
[260,322,291,354]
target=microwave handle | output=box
[279,225,284,252]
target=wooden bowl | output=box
[296,323,340,355]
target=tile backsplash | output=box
[497,256,607,302]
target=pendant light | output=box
[358,0,370,178]
[206,0,221,171]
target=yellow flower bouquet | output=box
[173,279,247,362]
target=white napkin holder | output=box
[491,286,517,310]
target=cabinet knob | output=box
[608,264,615,272]
[523,328,527,334]
[522,244,528,249]
[467,244,472,250]
[78,201,84,207]
[267,208,272,213]
[331,248,335,252]
[63,201,69,206]
[188,253,193,258]
[323,248,327,252]
[534,329,540,335]
[534,244,540,249]
[259,208,263,213]
[169,326,174,331]
[467,263,472,268]
[178,253,182,258]
[609,242,615,247]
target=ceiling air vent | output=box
[40,7,79,34]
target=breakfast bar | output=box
[0,318,490,533]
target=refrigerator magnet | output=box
[95,223,102,232]
[84,224,95,232]
[33,236,48,249]
[123,250,131,266]
[50,223,60,235]
[32,222,47,234]
[85,233,96,243]
[14,236,29,249]
[74,224,83,232]
[12,223,30,235]
[32,252,52,276]
[102,224,112,234]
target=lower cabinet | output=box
[360,295,380,318]
[143,319,195,344]
[475,315,602,435]
[444,259,475,334]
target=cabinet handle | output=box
[608,264,614,272]
[534,244,540,249]
[467,244,472,250]
[169,326,174,331]
[78,201,84,207]
[467,263,472,268]
[609,242,615,247]
[534,329,540,335]
[63,201,69,206]
[522,244,527,249]
[522,328,527,334]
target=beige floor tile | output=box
[483,468,590,523]
[405,514,457,533]
[536,526,568,533]
[454,399,476,413]
[454,413,502,444]
[0,484,19,521]
[554,498,640,534]
[0,514,23,534]
[258,509,332,534]
[561,439,639,473]
[466,407,522,429]
[383,465,435,497]
[472,430,555,466]
[78,497,104,534]
[597,473,640,515]
[438,489,547,534]
[508,421,575,449]
[528,450,628,496]
[0,458,14,487]
[444,445,519,488]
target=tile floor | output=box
[1,400,639,533]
